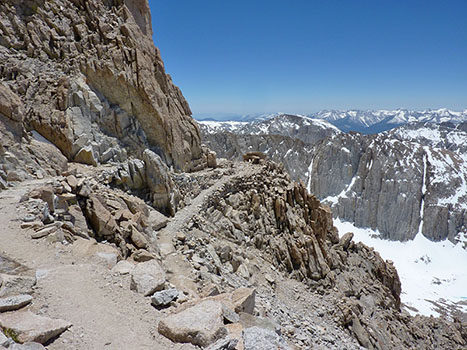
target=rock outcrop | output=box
[176,160,465,350]
[0,0,216,216]
[0,0,203,171]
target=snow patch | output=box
[334,218,467,317]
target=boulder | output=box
[148,210,169,231]
[74,146,98,166]
[71,238,121,268]
[143,150,180,216]
[225,323,244,350]
[66,175,78,189]
[0,294,33,312]
[0,310,71,344]
[68,204,90,238]
[0,84,23,122]
[85,195,119,239]
[31,225,57,239]
[131,250,156,262]
[28,186,55,213]
[130,260,166,296]
[130,226,149,249]
[222,305,240,324]
[158,300,227,347]
[0,274,36,297]
[231,288,255,315]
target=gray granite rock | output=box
[0,294,33,312]
[151,289,179,307]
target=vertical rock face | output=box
[0,0,203,171]
[308,130,467,242]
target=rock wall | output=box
[0,0,203,171]
[308,131,467,242]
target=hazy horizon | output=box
[193,107,467,121]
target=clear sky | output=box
[149,0,467,117]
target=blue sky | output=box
[149,0,467,116]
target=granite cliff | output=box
[0,0,205,171]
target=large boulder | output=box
[85,195,119,239]
[158,300,227,347]
[0,84,23,122]
[130,260,166,296]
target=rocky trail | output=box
[0,178,197,350]
[156,162,254,259]
[159,162,250,241]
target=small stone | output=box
[203,284,220,297]
[20,222,40,230]
[264,274,275,284]
[66,175,78,189]
[222,305,240,324]
[131,249,155,262]
[176,232,186,242]
[237,263,250,279]
[148,210,169,231]
[0,294,33,312]
[22,215,36,223]
[10,342,47,350]
[31,226,57,239]
[77,182,91,198]
[151,289,179,307]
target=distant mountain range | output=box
[197,109,467,134]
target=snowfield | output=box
[334,218,467,318]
